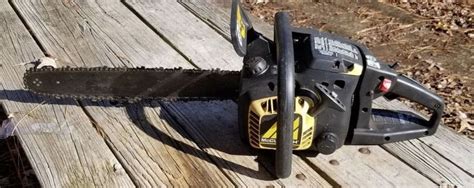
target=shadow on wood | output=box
[0,89,283,180]
[124,102,278,180]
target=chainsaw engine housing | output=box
[237,29,362,152]
[232,1,443,157]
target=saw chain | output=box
[24,66,241,102]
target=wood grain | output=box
[12,0,233,186]
[374,98,474,187]
[179,0,274,39]
[302,145,436,187]
[420,127,474,175]
[124,0,242,70]
[383,140,473,187]
[12,0,186,68]
[0,1,134,187]
[81,101,232,187]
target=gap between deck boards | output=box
[7,0,47,55]
[120,0,199,69]
[77,101,140,187]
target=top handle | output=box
[275,12,295,179]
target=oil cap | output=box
[244,57,268,76]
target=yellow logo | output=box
[236,6,247,40]
[262,117,301,140]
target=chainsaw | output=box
[23,0,444,178]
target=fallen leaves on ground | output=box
[390,0,473,37]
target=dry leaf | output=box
[459,119,474,132]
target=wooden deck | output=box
[0,0,472,187]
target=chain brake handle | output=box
[274,12,295,179]
[231,0,295,179]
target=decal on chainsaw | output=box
[236,6,247,47]
[313,36,360,60]
[260,115,303,146]
[248,96,315,150]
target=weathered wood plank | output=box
[179,0,472,186]
[124,0,241,70]
[124,1,332,186]
[162,101,332,187]
[302,145,437,187]
[374,99,474,187]
[82,101,232,187]
[12,0,233,186]
[179,0,274,39]
[13,0,186,68]
[383,140,473,187]
[420,127,474,175]
[0,2,134,187]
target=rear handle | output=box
[388,75,444,135]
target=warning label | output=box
[314,36,360,60]
[366,55,381,69]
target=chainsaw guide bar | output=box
[24,67,241,101]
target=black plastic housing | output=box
[237,24,444,152]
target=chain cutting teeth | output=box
[24,66,240,102]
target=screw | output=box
[298,98,304,105]
[113,163,123,173]
[329,159,339,166]
[296,173,307,180]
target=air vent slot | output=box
[334,80,346,90]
